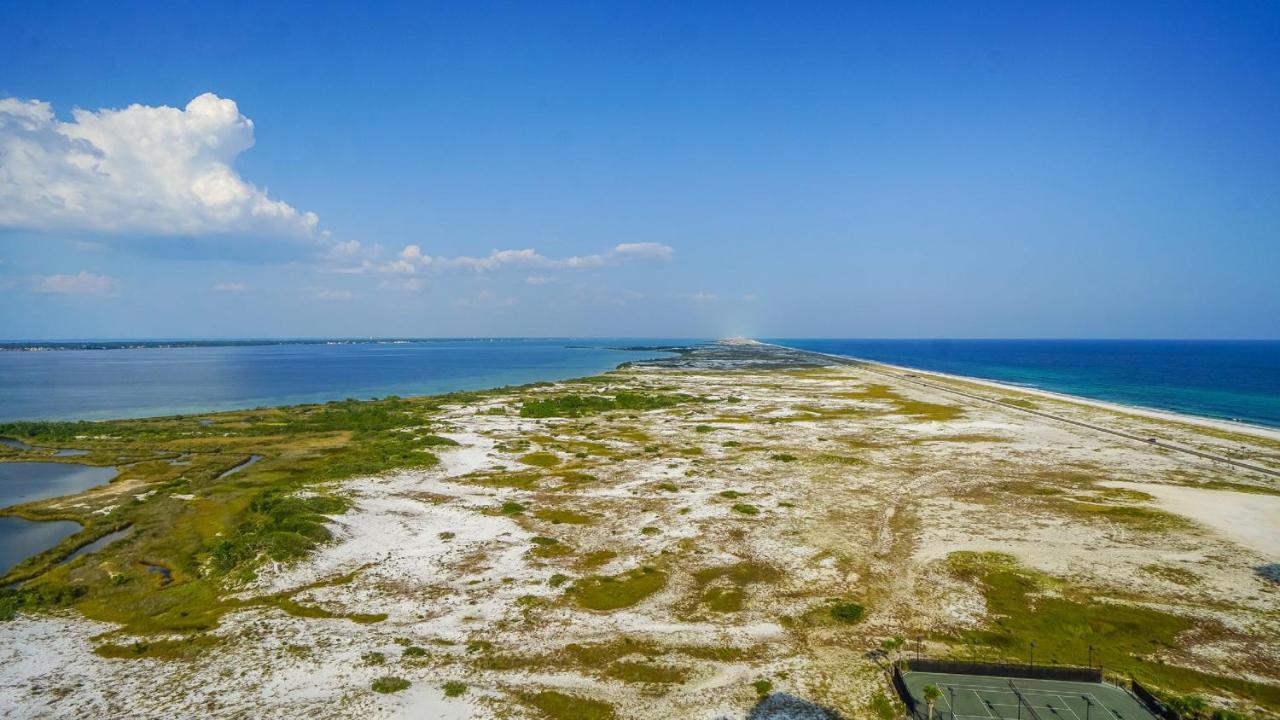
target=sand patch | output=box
[1100,480,1280,557]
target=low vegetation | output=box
[519,392,703,418]
[570,566,667,611]
[370,676,410,693]
[943,552,1280,709]
[0,392,475,632]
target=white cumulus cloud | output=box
[35,271,117,295]
[0,93,319,238]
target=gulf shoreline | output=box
[759,340,1280,442]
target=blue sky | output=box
[1,1,1277,339]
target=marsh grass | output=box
[0,393,478,633]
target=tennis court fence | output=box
[1131,678,1179,720]
[897,658,1103,683]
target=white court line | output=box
[921,684,1140,720]
[1054,694,1083,720]
[973,689,996,719]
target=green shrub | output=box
[371,676,410,693]
[520,392,702,418]
[830,601,865,623]
[442,680,467,697]
[731,503,759,515]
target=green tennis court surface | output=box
[901,671,1158,720]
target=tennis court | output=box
[900,671,1158,720]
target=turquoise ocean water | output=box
[770,339,1280,429]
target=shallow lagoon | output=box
[0,462,118,574]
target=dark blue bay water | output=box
[770,339,1280,429]
[0,462,119,574]
[0,339,682,422]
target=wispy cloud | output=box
[313,288,354,301]
[454,289,518,308]
[378,277,426,292]
[381,242,674,276]
[683,291,718,303]
[35,271,118,295]
[212,281,248,293]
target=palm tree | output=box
[923,684,942,720]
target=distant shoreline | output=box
[0,338,701,353]
[762,340,1280,441]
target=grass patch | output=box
[524,690,616,719]
[520,393,703,418]
[93,634,219,660]
[577,550,617,570]
[731,503,760,515]
[570,566,667,611]
[371,676,410,694]
[1061,501,1190,531]
[533,508,595,525]
[830,600,865,623]
[519,451,561,468]
[442,680,467,697]
[1139,564,1202,586]
[838,384,964,421]
[605,660,689,684]
[694,562,779,612]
